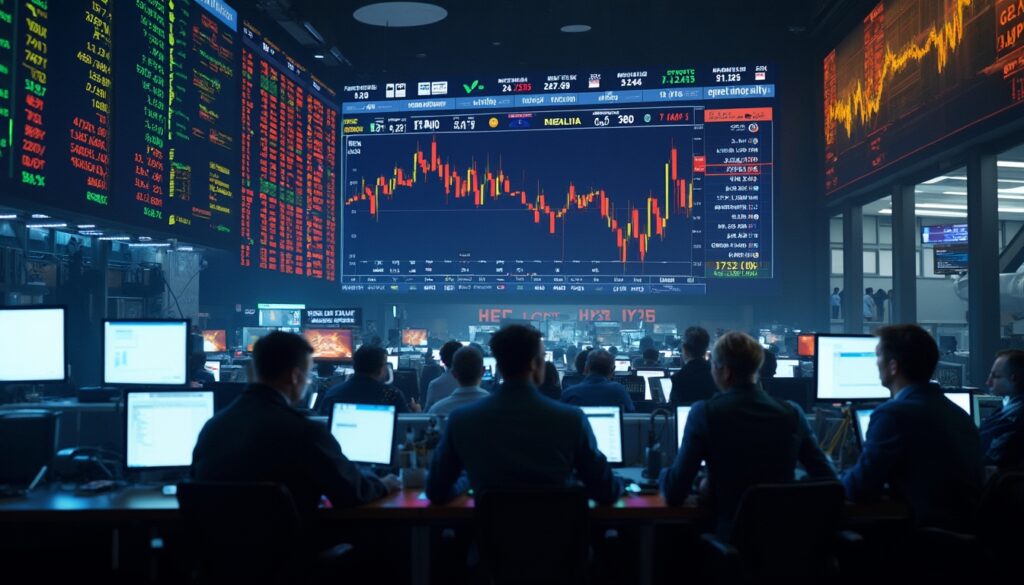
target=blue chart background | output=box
[342,121,713,278]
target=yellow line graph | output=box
[826,0,974,142]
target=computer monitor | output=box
[386,355,399,370]
[202,329,227,352]
[854,407,874,447]
[654,377,673,403]
[124,390,214,469]
[797,334,815,357]
[973,395,1005,427]
[401,328,428,347]
[303,329,354,362]
[614,358,631,374]
[0,305,67,383]
[616,375,645,402]
[776,359,800,379]
[257,303,304,328]
[483,356,497,376]
[814,334,889,401]
[676,405,692,447]
[945,391,972,416]
[545,350,554,363]
[580,406,623,464]
[328,403,397,465]
[242,326,274,352]
[104,320,189,386]
[203,361,221,382]
[635,369,667,401]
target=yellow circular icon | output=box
[488,117,499,128]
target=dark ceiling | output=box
[239,0,859,85]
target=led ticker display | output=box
[240,20,338,280]
[341,65,775,295]
[114,0,239,247]
[824,0,1024,195]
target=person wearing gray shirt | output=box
[429,346,489,416]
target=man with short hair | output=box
[427,325,621,505]
[661,331,835,537]
[560,349,635,412]
[981,349,1024,469]
[425,340,465,410]
[429,346,489,416]
[669,326,717,406]
[641,347,661,367]
[192,332,397,518]
[319,345,413,415]
[843,324,983,529]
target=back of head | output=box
[489,324,543,379]
[639,335,655,350]
[253,331,313,382]
[585,349,615,377]
[711,331,764,386]
[439,340,463,368]
[643,347,660,364]
[540,362,561,391]
[450,345,484,387]
[875,324,939,385]
[682,326,711,358]
[574,348,591,374]
[352,344,388,376]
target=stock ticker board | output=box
[824,0,1024,195]
[340,66,776,295]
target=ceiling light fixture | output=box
[354,2,448,27]
[0,214,18,220]
[26,223,68,229]
[30,213,49,219]
[98,236,131,241]
[560,24,591,33]
[998,161,1024,168]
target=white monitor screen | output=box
[815,336,889,401]
[581,406,623,464]
[776,359,800,379]
[614,359,631,373]
[432,349,442,361]
[483,357,497,376]
[658,378,673,403]
[126,391,214,468]
[855,408,874,444]
[386,355,399,370]
[104,321,189,386]
[945,392,971,416]
[329,403,396,465]
[545,350,554,362]
[0,307,65,382]
[636,369,665,400]
[677,405,692,447]
[204,361,221,382]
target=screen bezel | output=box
[580,404,625,466]
[123,388,214,471]
[813,333,889,402]
[0,304,68,384]
[103,319,190,387]
[328,402,399,466]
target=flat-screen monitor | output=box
[304,329,354,362]
[654,324,677,335]
[934,245,968,275]
[854,407,874,447]
[580,405,623,464]
[921,224,968,245]
[545,350,554,363]
[676,405,692,447]
[945,391,972,417]
[125,390,214,469]
[0,306,67,383]
[257,303,304,328]
[935,361,966,388]
[814,334,889,401]
[483,357,497,377]
[635,369,667,401]
[431,348,442,361]
[104,320,189,386]
[386,355,399,370]
[614,358,631,374]
[776,359,800,379]
[655,377,673,403]
[797,334,815,357]
[402,328,428,347]
[203,361,221,382]
[202,330,227,352]
[328,403,397,465]
[242,327,275,352]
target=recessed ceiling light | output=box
[354,2,447,27]
[314,53,325,59]
[998,161,1024,168]
[415,52,427,59]
[492,41,502,46]
[560,24,591,33]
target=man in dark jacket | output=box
[980,349,1024,469]
[191,331,398,518]
[561,349,635,412]
[669,326,718,406]
[319,345,414,415]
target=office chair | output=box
[977,471,1024,559]
[0,410,59,485]
[699,481,859,585]
[177,481,351,584]
[475,487,590,585]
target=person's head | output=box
[710,331,764,390]
[188,351,207,374]
[585,349,615,379]
[316,361,336,378]
[681,326,711,360]
[439,340,463,369]
[833,287,840,294]
[253,331,314,404]
[489,325,545,384]
[450,346,485,388]
[866,287,873,295]
[608,346,618,357]
[875,324,939,392]
[639,335,655,350]
[987,349,1024,398]
[353,344,389,381]
[642,347,660,364]
[574,348,591,374]
[540,362,561,391]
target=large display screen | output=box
[104,320,189,386]
[0,306,66,383]
[815,334,890,401]
[341,65,776,295]
[239,20,338,280]
[824,0,1024,195]
[125,390,214,469]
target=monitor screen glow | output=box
[614,359,631,373]
[855,408,874,445]
[776,358,800,379]
[125,391,214,469]
[581,406,623,464]
[329,403,396,465]
[815,335,889,401]
[202,330,227,352]
[304,329,354,361]
[402,328,428,347]
[945,392,971,416]
[104,321,189,386]
[204,361,221,382]
[0,307,66,382]
[677,405,692,447]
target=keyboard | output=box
[0,485,27,499]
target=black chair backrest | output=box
[977,471,1024,555]
[207,382,247,412]
[475,487,590,585]
[177,481,303,583]
[0,410,59,484]
[392,368,419,401]
[730,481,845,580]
[761,378,814,411]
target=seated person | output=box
[980,349,1024,469]
[669,326,718,406]
[639,347,661,368]
[319,345,414,415]
[189,352,215,386]
[427,325,622,505]
[191,331,398,518]
[538,361,562,401]
[560,349,635,412]
[660,331,836,537]
[424,340,464,410]
[429,346,490,416]
[843,324,983,530]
